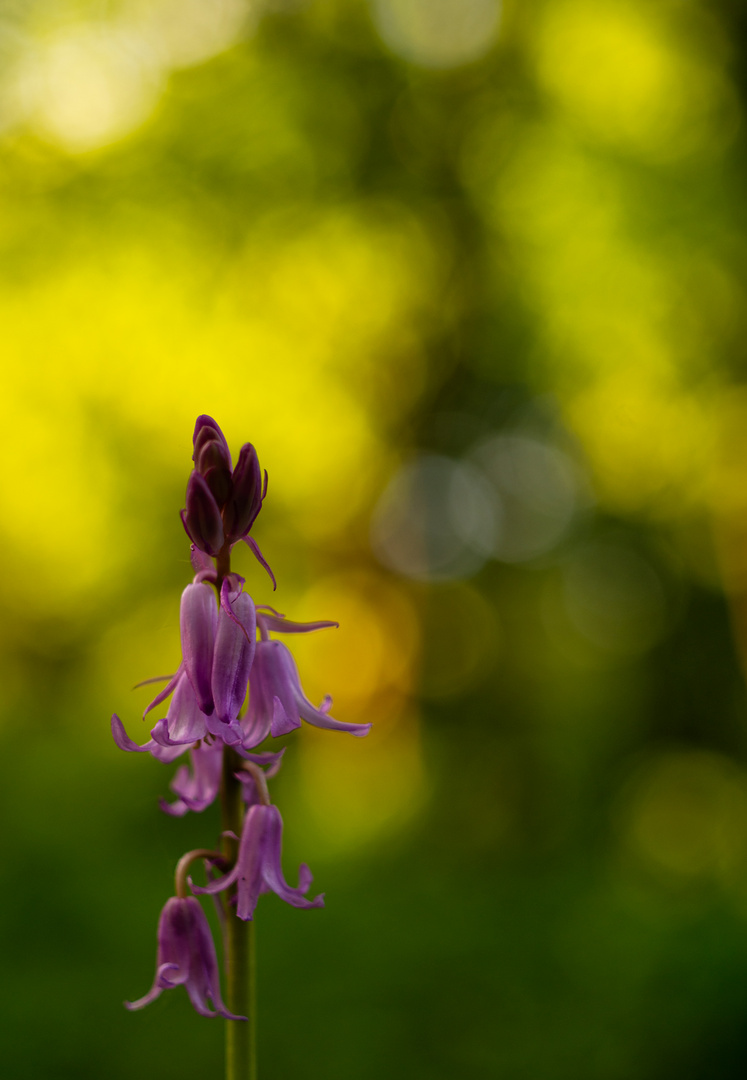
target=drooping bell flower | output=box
[160,740,224,817]
[243,635,371,747]
[125,896,244,1019]
[113,575,261,758]
[191,802,324,921]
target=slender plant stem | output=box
[221,746,257,1080]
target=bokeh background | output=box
[3,0,747,1076]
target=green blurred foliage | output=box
[3,0,747,1077]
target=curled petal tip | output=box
[111,714,153,753]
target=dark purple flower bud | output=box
[125,896,244,1019]
[192,804,324,921]
[180,583,217,715]
[223,443,265,542]
[181,472,225,556]
[195,438,233,509]
[212,583,256,725]
[192,415,232,469]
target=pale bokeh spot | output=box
[615,750,747,883]
[535,0,740,161]
[371,0,501,69]
[13,25,163,152]
[297,711,427,855]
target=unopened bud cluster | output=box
[182,417,266,557]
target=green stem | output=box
[221,746,257,1080]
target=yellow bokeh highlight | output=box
[474,119,728,522]
[535,0,739,160]
[286,570,425,851]
[297,711,427,855]
[0,204,434,613]
[290,569,420,727]
[91,591,184,732]
[567,370,713,517]
[616,749,747,884]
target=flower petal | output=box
[212,585,256,724]
[183,472,225,556]
[111,714,155,753]
[297,697,372,738]
[142,666,183,720]
[257,612,338,636]
[241,536,276,590]
[270,695,300,738]
[190,544,215,578]
[223,442,263,541]
[234,805,271,921]
[259,806,325,910]
[180,583,217,715]
[166,674,209,744]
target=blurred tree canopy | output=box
[3,1,747,1077]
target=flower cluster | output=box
[114,416,370,1019]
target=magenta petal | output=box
[260,806,325,910]
[234,805,271,921]
[241,536,276,590]
[212,587,256,724]
[270,695,300,738]
[180,583,217,715]
[190,863,240,897]
[298,699,372,738]
[247,640,300,739]
[150,741,190,763]
[162,742,222,815]
[127,896,243,1020]
[204,710,244,745]
[128,894,245,1019]
[190,544,215,577]
[239,710,272,751]
[111,714,155,753]
[143,666,183,720]
[236,747,286,774]
[257,612,338,636]
[166,674,209,743]
[150,718,198,748]
[159,796,189,817]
